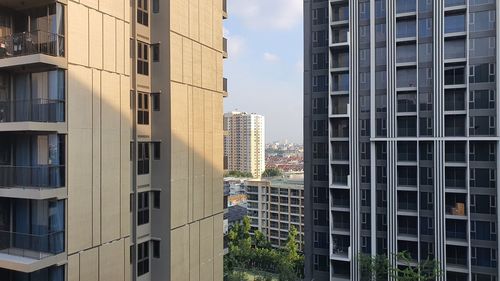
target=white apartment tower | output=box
[224,111,265,178]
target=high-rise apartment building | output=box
[0,0,227,280]
[246,175,305,249]
[224,111,265,178]
[304,0,500,280]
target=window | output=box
[152,43,160,62]
[137,42,149,75]
[137,93,149,125]
[137,241,149,276]
[152,0,159,13]
[138,192,150,225]
[138,142,150,175]
[152,142,160,160]
[151,93,160,111]
[152,240,160,258]
[137,0,149,26]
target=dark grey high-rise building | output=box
[304,0,500,280]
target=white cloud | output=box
[228,35,246,58]
[229,0,302,30]
[263,52,279,62]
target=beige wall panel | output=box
[183,38,193,85]
[192,87,204,220]
[99,239,125,281]
[189,222,200,281]
[212,94,223,213]
[203,92,213,215]
[101,71,122,243]
[68,2,89,66]
[68,253,80,281]
[192,42,202,87]
[170,82,189,227]
[216,54,223,92]
[116,20,125,74]
[201,46,216,91]
[67,65,93,253]
[120,74,131,236]
[212,0,222,51]
[187,86,194,222]
[99,0,125,20]
[89,9,103,69]
[124,24,131,76]
[170,32,184,83]
[171,226,189,281]
[171,0,189,36]
[103,15,117,72]
[189,0,200,40]
[213,213,224,281]
[80,248,99,281]
[199,217,214,281]
[124,237,132,281]
[80,0,98,10]
[199,0,213,47]
[92,69,102,246]
[124,0,131,23]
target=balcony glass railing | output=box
[398,202,417,210]
[396,0,416,13]
[0,99,65,123]
[445,178,466,189]
[0,230,64,260]
[332,29,349,44]
[398,177,417,186]
[447,256,467,266]
[332,222,350,230]
[0,165,65,189]
[0,31,64,59]
[332,152,349,161]
[445,0,466,7]
[398,226,418,235]
[332,175,348,185]
[447,230,467,239]
[332,199,349,208]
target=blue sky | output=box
[224,0,303,144]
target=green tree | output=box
[227,271,249,281]
[254,230,272,249]
[261,168,283,178]
[225,170,254,178]
[358,252,441,281]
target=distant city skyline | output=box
[224,0,303,143]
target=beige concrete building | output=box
[0,0,226,280]
[223,111,265,178]
[246,174,305,249]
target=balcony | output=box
[223,37,228,58]
[0,31,63,60]
[0,133,65,199]
[223,77,228,97]
[0,99,64,123]
[396,0,416,14]
[445,0,466,7]
[222,0,228,19]
[331,235,350,260]
[0,230,65,273]
[0,198,65,272]
[0,3,66,70]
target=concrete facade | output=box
[246,175,305,249]
[0,0,226,280]
[305,0,500,280]
[223,111,265,178]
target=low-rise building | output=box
[246,173,305,249]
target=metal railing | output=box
[0,165,65,189]
[0,230,64,260]
[0,31,64,59]
[0,99,65,123]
